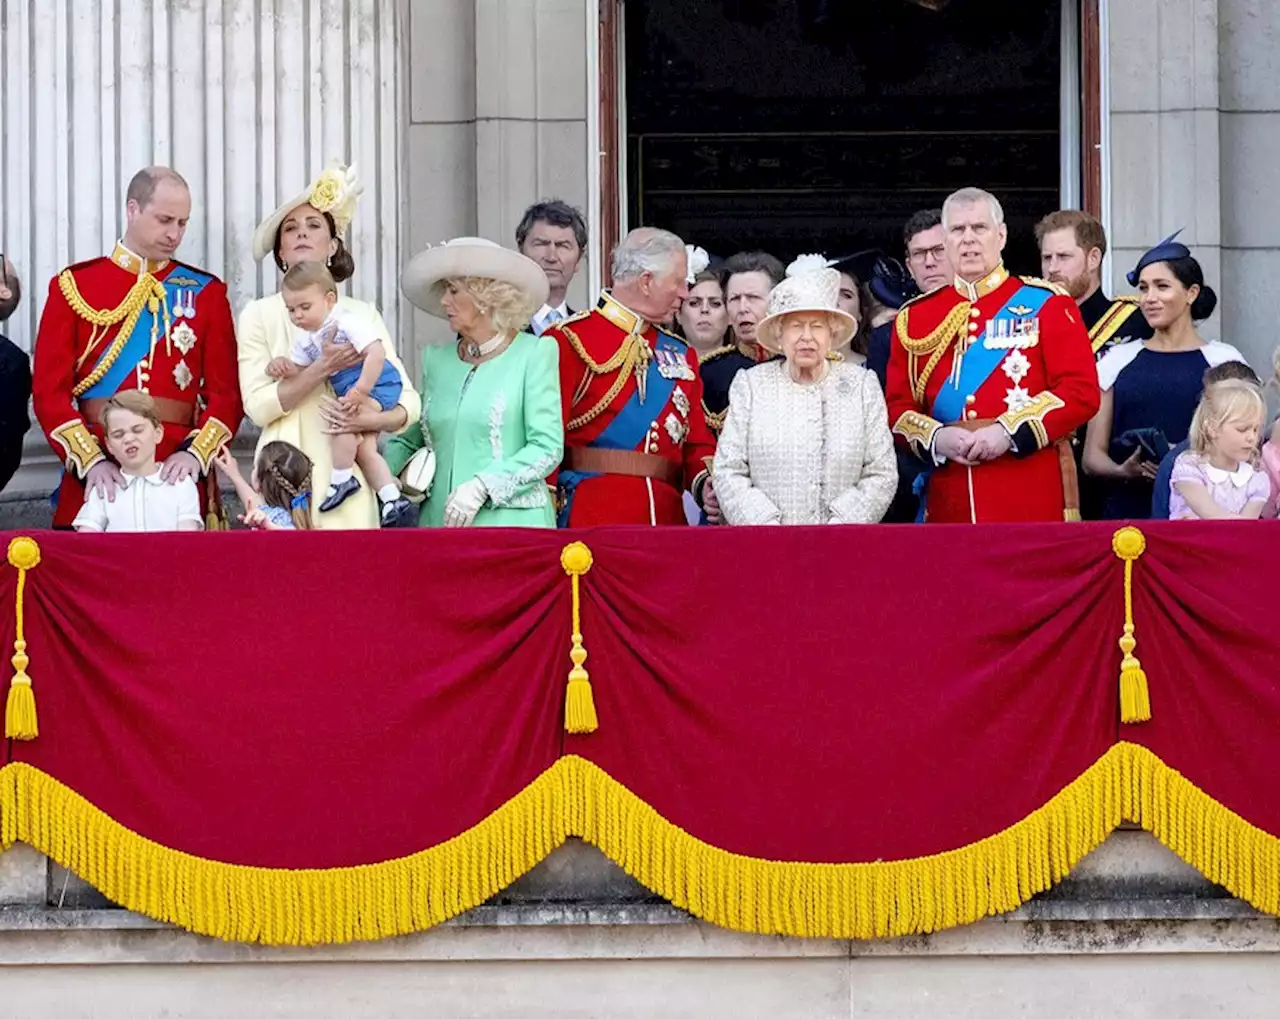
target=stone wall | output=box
[1,834,1279,1016]
[1108,0,1280,380]
[402,0,592,367]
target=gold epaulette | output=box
[1089,296,1144,354]
[1018,275,1071,298]
[1113,294,1140,304]
[698,343,737,365]
[558,308,592,328]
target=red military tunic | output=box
[548,292,716,526]
[884,265,1100,523]
[32,242,243,527]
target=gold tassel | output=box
[5,536,42,740]
[1112,527,1150,724]
[560,542,598,734]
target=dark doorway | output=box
[624,0,1064,274]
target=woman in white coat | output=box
[236,163,421,528]
[713,267,897,525]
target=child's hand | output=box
[213,447,241,476]
[267,357,299,380]
[339,387,368,412]
[238,507,279,531]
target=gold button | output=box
[969,308,980,318]
[968,322,979,333]
[966,410,978,420]
[965,395,976,405]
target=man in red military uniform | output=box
[33,166,242,528]
[885,187,1100,522]
[547,227,716,526]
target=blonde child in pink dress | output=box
[1169,378,1270,520]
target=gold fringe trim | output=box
[0,761,573,947]
[3,744,1280,944]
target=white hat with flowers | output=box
[252,161,364,263]
[755,264,857,354]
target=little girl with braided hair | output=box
[214,441,315,530]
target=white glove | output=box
[443,477,488,528]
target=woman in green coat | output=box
[387,238,562,527]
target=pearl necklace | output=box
[458,333,507,360]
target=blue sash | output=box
[80,268,214,399]
[915,284,1051,522]
[930,284,1050,423]
[557,336,682,527]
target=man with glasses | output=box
[903,209,953,295]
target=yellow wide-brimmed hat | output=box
[400,238,549,317]
[756,267,858,354]
[251,162,363,263]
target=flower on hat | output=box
[786,253,832,278]
[306,163,362,235]
[309,170,345,214]
[685,245,710,284]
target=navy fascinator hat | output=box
[1126,229,1190,286]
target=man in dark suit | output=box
[515,199,586,335]
[1036,209,1153,357]
[0,255,32,493]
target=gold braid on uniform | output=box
[564,329,652,432]
[703,402,727,433]
[895,301,970,355]
[61,271,169,397]
[894,301,971,404]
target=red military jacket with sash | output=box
[547,292,716,526]
[32,243,242,527]
[884,265,1100,523]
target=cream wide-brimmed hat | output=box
[755,267,858,354]
[251,162,363,263]
[400,237,549,317]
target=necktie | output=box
[539,307,564,335]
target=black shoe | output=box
[381,496,417,528]
[319,476,362,512]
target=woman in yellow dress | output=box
[236,163,421,528]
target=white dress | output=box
[714,360,898,525]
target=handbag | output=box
[399,446,437,504]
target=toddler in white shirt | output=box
[266,262,413,527]
[73,391,203,533]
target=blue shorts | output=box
[331,361,403,411]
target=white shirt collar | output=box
[1204,461,1255,487]
[121,469,166,488]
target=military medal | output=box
[172,321,198,356]
[173,361,194,391]
[672,387,690,418]
[656,348,695,381]
[664,412,687,445]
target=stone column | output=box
[403,0,591,362]
[1107,0,1222,341]
[1219,0,1280,373]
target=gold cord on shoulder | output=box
[895,301,970,356]
[563,325,631,376]
[566,340,651,432]
[62,272,169,398]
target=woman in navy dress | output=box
[1083,234,1247,519]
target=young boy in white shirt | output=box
[73,391,203,533]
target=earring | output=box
[327,254,333,267]
[281,262,289,273]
